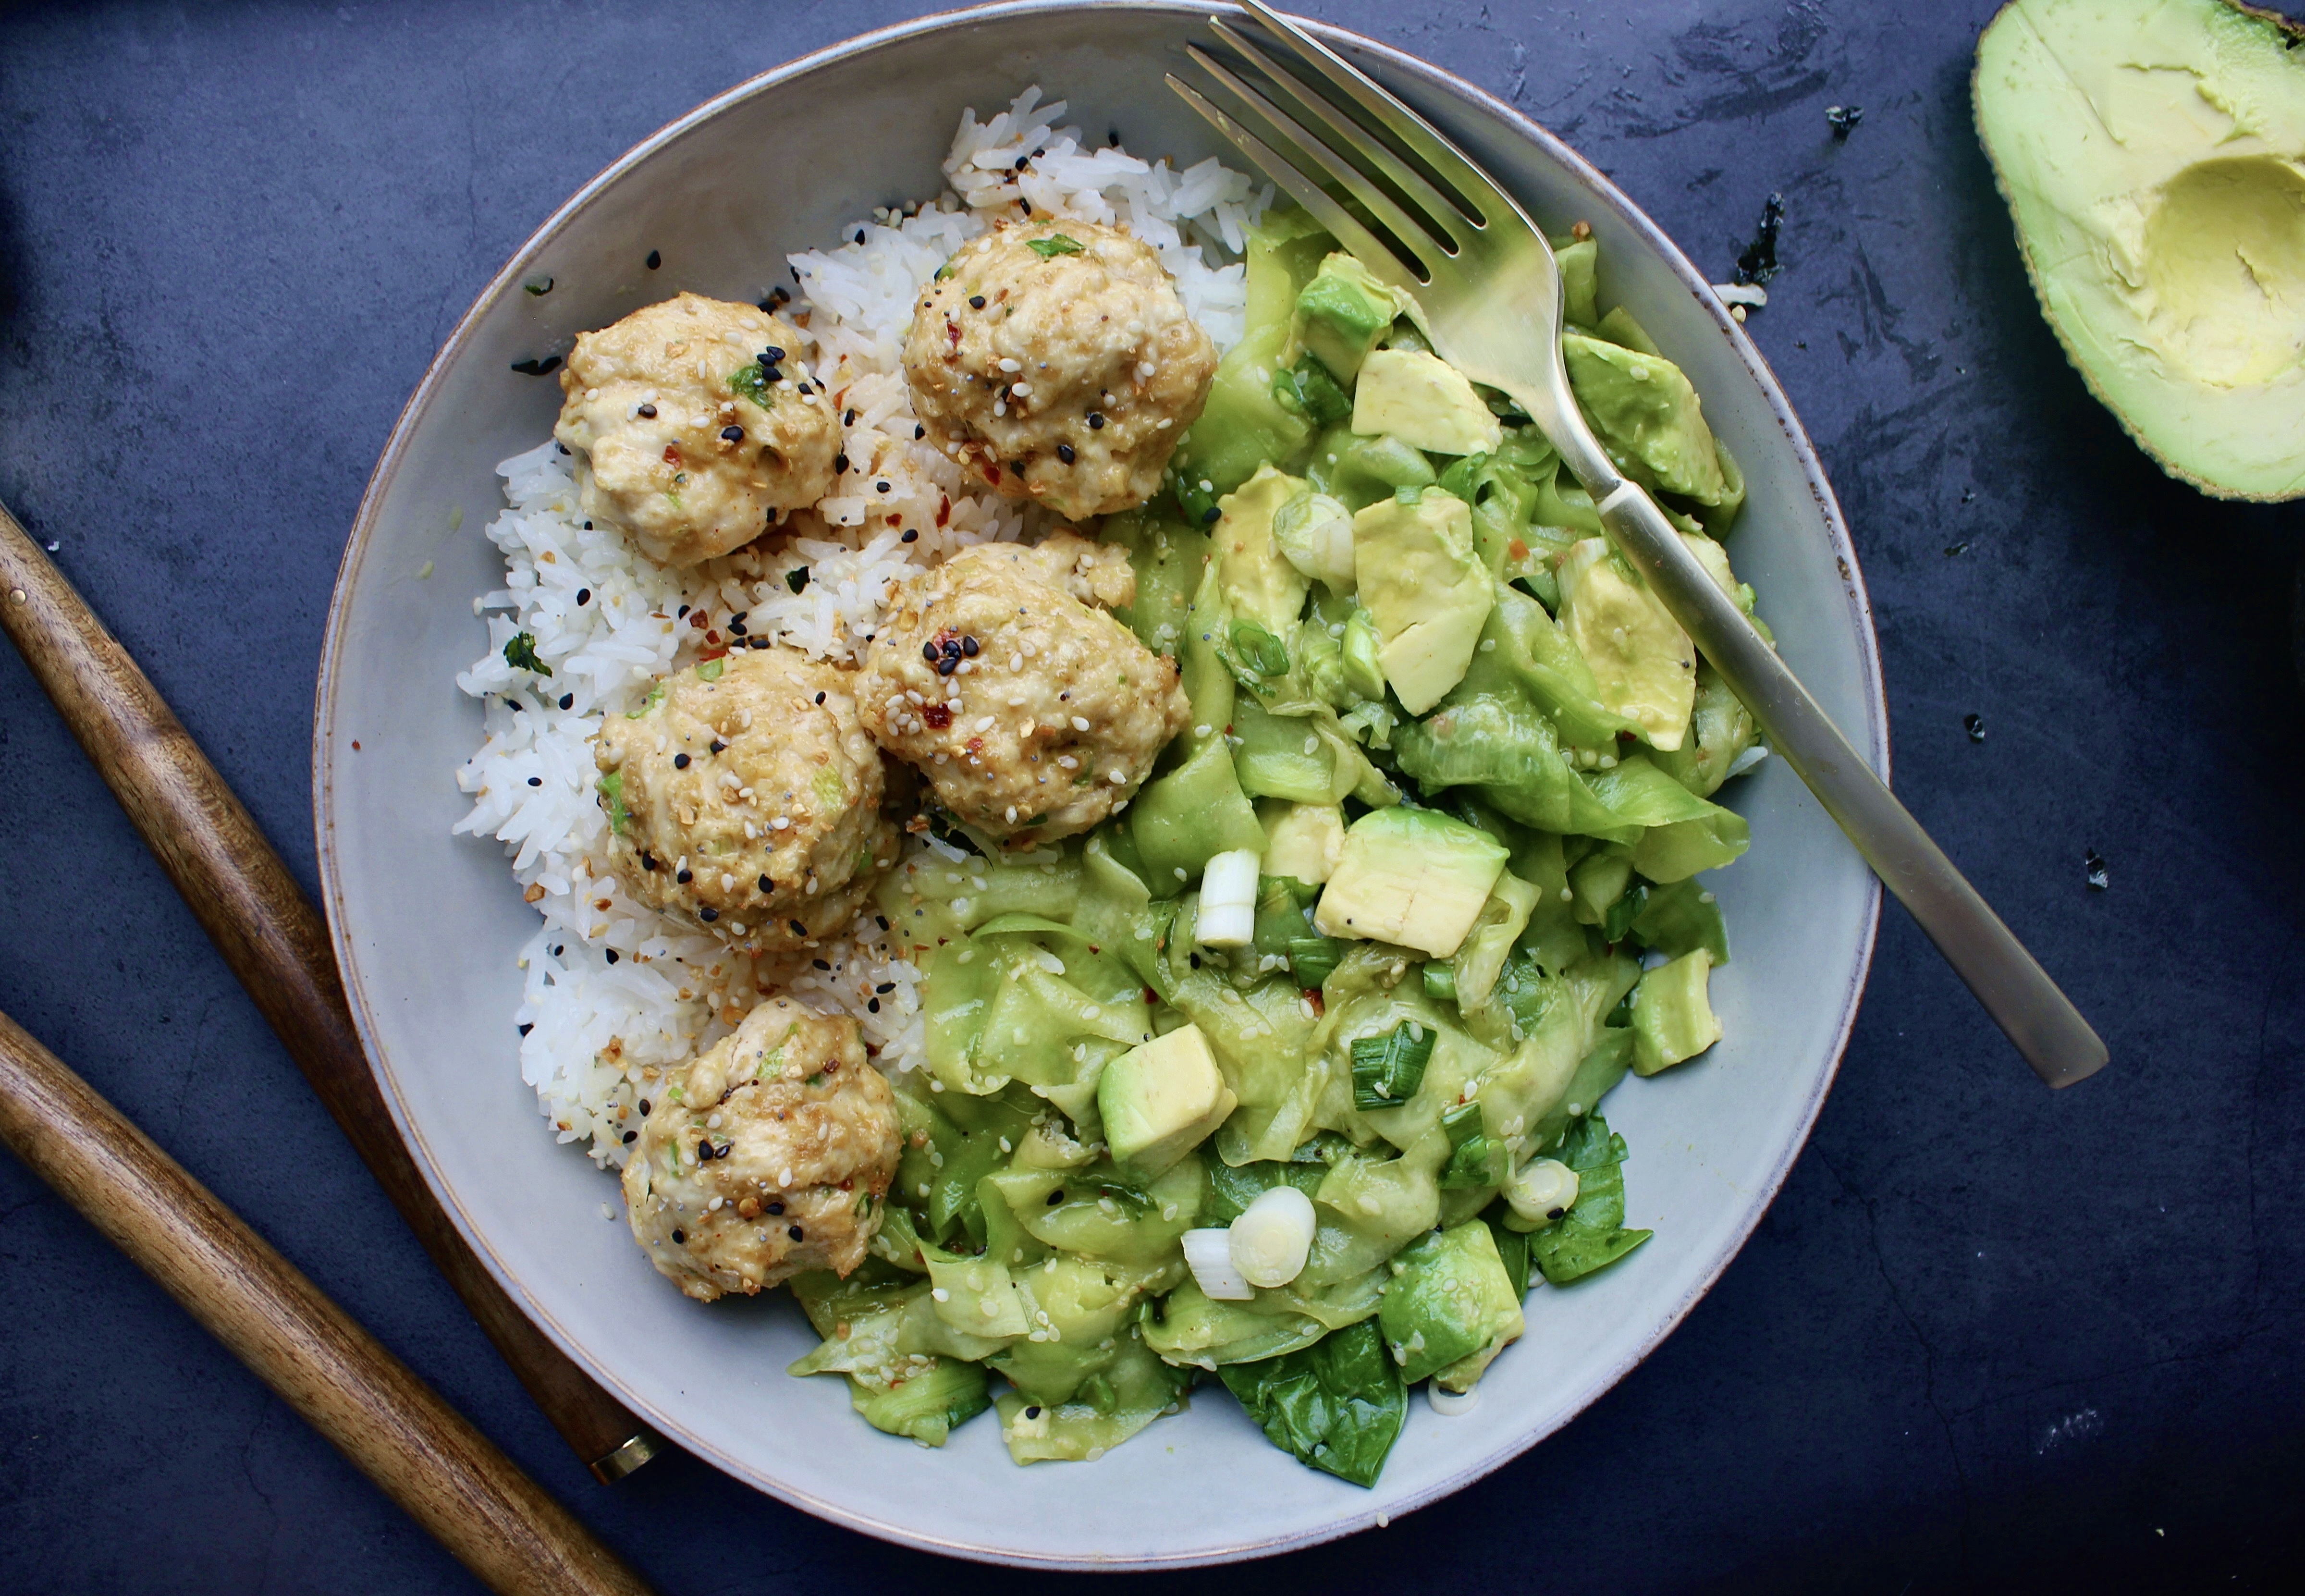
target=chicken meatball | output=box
[595,645,897,953]
[859,532,1190,845]
[903,220,1216,521]
[555,292,839,566]
[623,998,901,1301]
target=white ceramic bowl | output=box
[316,1,1884,1568]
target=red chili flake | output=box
[935,493,951,528]
[946,319,962,346]
[823,1059,841,1075]
[984,463,1003,486]
[689,610,710,630]
[922,703,952,729]
[1508,538,1530,562]
[966,737,984,752]
[1143,987,1157,1005]
[662,444,682,466]
[705,630,722,646]
[698,646,729,663]
[1304,990,1324,1016]
[350,740,361,751]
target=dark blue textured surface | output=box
[1,1,2301,1589]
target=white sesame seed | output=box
[1057,755,1078,769]
[998,357,1022,372]
[1071,716,1090,731]
[975,716,996,733]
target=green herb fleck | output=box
[1026,234,1086,258]
[1229,620,1290,677]
[597,769,630,835]
[503,632,550,676]
[1349,1019,1434,1109]
[625,682,667,719]
[786,566,810,595]
[731,361,774,407]
[696,658,725,683]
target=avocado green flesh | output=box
[1975,0,2305,501]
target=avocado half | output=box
[1974,0,2305,502]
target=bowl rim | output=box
[313,0,1886,1566]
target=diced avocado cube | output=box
[1377,1218,1525,1386]
[1556,538,1695,751]
[1631,948,1722,1075]
[1261,800,1346,885]
[1313,807,1508,957]
[925,1250,1031,1339]
[1214,464,1314,634]
[1292,252,1408,381]
[1350,347,1505,457]
[1352,490,1493,714]
[1560,332,1728,504]
[1098,1024,1238,1177]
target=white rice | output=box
[452,89,1268,1166]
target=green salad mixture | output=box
[788,209,1767,1483]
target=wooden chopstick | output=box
[0,500,662,1480]
[0,1009,654,1596]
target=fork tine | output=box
[1239,0,1526,233]
[1165,73,1428,294]
[1207,18,1470,245]
[1183,44,1453,271]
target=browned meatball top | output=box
[903,221,1215,520]
[555,293,838,566]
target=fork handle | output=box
[1592,479,2108,1088]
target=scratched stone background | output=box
[0,0,2300,1590]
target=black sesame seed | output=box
[875,982,896,994]
[721,424,744,442]
[936,655,957,675]
[728,617,747,635]
[622,1129,638,1143]
[941,638,962,657]
[876,915,890,931]
[922,641,941,662]
[699,907,718,922]
[834,452,850,473]
[677,604,690,617]
[576,588,591,605]
[766,1200,784,1215]
[969,295,987,309]
[557,442,570,454]
[1087,411,1104,430]
[1026,1406,1042,1420]
[639,851,659,872]
[671,1228,685,1243]
[1014,155,1030,171]
[1020,198,1033,215]
[901,528,918,543]
[914,424,926,440]
[749,637,771,649]
[789,1223,806,1241]
[518,1023,534,1036]
[814,691,826,704]
[1056,442,1076,465]
[645,249,662,269]
[527,776,543,787]
[867,997,880,1013]
[676,869,693,883]
[812,958,831,971]
[759,874,774,893]
[960,636,980,657]
[709,739,727,755]
[674,753,691,769]
[1048,1190,1065,1205]
[764,345,786,363]
[639,1098,651,1115]
[790,920,808,936]
[637,403,657,418]
[604,948,619,964]
[1201,506,1220,525]
[558,693,574,710]
[876,481,892,493]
